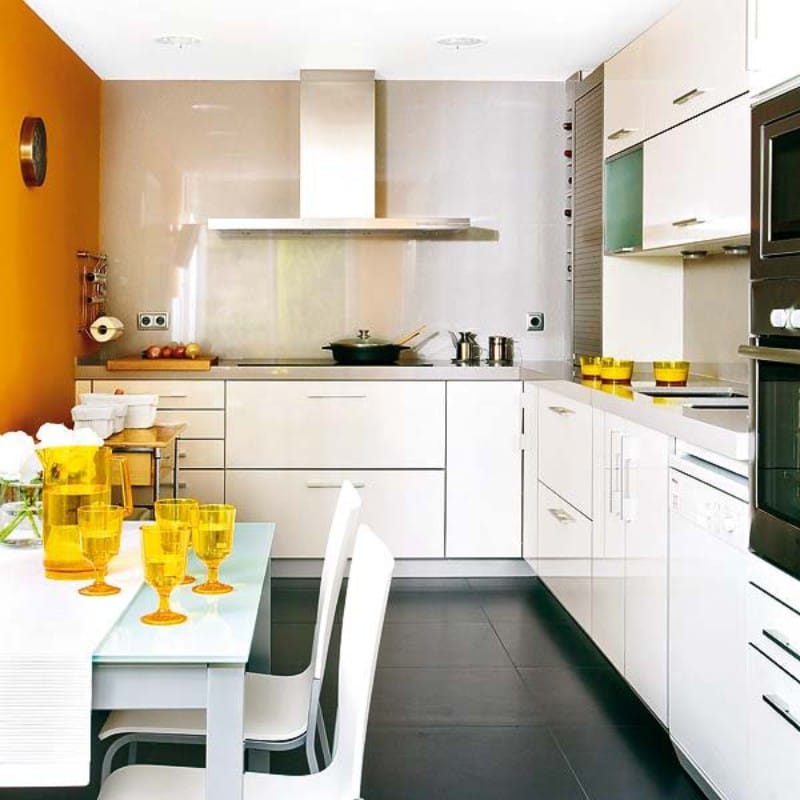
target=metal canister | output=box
[488,336,509,363]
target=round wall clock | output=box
[19,117,47,187]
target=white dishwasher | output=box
[668,445,749,800]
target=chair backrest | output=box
[327,524,394,796]
[310,480,362,682]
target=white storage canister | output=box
[79,393,127,432]
[71,405,115,440]
[120,394,158,429]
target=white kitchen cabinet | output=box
[604,35,647,157]
[93,379,224,409]
[175,439,224,469]
[643,95,750,251]
[226,469,444,559]
[522,383,539,565]
[226,381,445,469]
[165,469,225,504]
[598,412,669,724]
[643,0,748,135]
[445,382,522,558]
[155,409,225,439]
[748,0,800,98]
[538,387,593,518]
[591,410,626,672]
[537,482,592,633]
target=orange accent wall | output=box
[0,0,100,433]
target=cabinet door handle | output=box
[178,452,188,459]
[763,694,800,734]
[763,629,800,664]
[608,247,636,254]
[177,482,188,489]
[306,481,366,489]
[306,394,367,400]
[673,87,706,105]
[607,127,639,140]
[621,435,639,522]
[159,393,188,399]
[547,405,575,416]
[548,507,575,524]
[672,217,705,227]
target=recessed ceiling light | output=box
[436,35,488,50]
[155,34,201,49]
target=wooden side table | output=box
[105,424,187,510]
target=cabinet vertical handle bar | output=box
[763,629,800,664]
[763,694,800,734]
[673,87,706,105]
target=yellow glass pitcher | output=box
[38,446,133,580]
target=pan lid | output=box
[331,329,394,349]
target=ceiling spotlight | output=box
[155,34,201,49]
[436,35,488,50]
[723,244,750,256]
[681,250,709,260]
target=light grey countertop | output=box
[76,358,751,460]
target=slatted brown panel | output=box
[572,83,604,359]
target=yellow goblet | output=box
[77,505,124,596]
[192,504,236,595]
[140,523,189,625]
[154,498,199,584]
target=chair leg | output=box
[101,734,139,785]
[305,730,320,774]
[316,703,332,767]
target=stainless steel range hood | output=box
[207,70,471,235]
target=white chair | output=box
[99,481,363,782]
[98,524,394,800]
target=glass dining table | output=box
[92,521,274,800]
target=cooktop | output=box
[235,358,434,367]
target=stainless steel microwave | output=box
[753,85,800,279]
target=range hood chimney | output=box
[208,70,471,234]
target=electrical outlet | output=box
[527,312,545,332]
[137,311,170,331]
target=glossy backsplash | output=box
[100,80,567,360]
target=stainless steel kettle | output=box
[454,331,480,363]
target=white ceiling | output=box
[24,0,679,81]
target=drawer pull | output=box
[672,217,705,228]
[673,87,706,105]
[763,694,800,734]
[177,483,188,489]
[159,393,188,399]
[763,629,800,664]
[607,127,638,140]
[548,507,575,524]
[306,394,367,400]
[306,481,366,489]
[608,247,636,254]
[547,406,575,416]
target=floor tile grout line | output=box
[546,726,593,800]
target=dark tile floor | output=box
[267,575,706,800]
[5,576,705,800]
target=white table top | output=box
[94,522,274,664]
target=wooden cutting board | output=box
[106,355,219,372]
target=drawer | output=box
[226,381,445,468]
[538,388,593,517]
[156,410,224,439]
[747,644,800,799]
[162,470,225,504]
[538,483,592,558]
[748,582,800,680]
[176,440,224,469]
[93,380,224,409]
[226,469,444,559]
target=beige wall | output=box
[100,80,566,360]
[683,253,749,381]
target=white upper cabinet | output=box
[748,0,800,98]
[644,0,748,135]
[643,94,750,250]
[604,36,647,157]
[446,382,522,558]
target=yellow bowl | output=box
[653,360,690,386]
[579,355,603,378]
[600,358,634,384]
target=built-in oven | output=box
[741,280,800,579]
[753,85,800,278]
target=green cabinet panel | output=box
[604,146,643,253]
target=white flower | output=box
[35,423,103,448]
[0,432,40,483]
